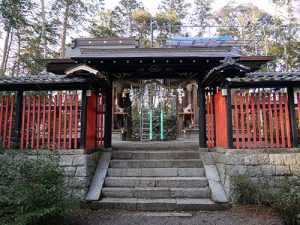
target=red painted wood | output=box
[63,95,68,149]
[245,93,251,148]
[53,95,57,149]
[256,94,263,148]
[100,95,104,147]
[26,96,31,149]
[279,93,285,147]
[210,94,214,147]
[240,93,245,149]
[268,93,274,148]
[47,96,51,148]
[58,95,62,149]
[207,95,211,147]
[251,93,257,148]
[214,91,228,148]
[74,94,78,149]
[31,96,36,149]
[233,92,239,149]
[86,91,97,148]
[273,93,280,148]
[42,96,46,148]
[8,96,14,149]
[3,97,9,148]
[284,93,291,148]
[0,97,4,138]
[36,96,41,149]
[69,95,73,149]
[262,93,268,148]
[21,96,26,149]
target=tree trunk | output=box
[0,30,11,76]
[40,0,47,58]
[60,3,70,58]
[16,29,21,77]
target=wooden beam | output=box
[287,87,298,147]
[12,91,23,149]
[198,80,206,148]
[104,79,113,149]
[80,89,87,149]
[226,86,233,149]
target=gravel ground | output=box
[70,205,283,225]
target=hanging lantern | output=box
[182,91,186,97]
[122,91,126,98]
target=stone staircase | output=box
[88,146,229,211]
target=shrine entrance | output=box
[112,79,199,142]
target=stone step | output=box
[107,168,205,177]
[101,187,211,199]
[104,177,208,188]
[109,159,203,168]
[87,198,227,211]
[112,150,200,160]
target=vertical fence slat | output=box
[42,96,46,148]
[53,95,57,149]
[3,97,9,148]
[268,93,274,148]
[210,94,214,147]
[74,94,78,149]
[58,95,62,149]
[251,93,257,148]
[233,92,239,149]
[206,95,211,147]
[279,93,286,147]
[31,96,36,149]
[63,95,68,149]
[21,96,26,149]
[262,93,268,148]
[69,95,73,149]
[47,96,51,148]
[26,97,31,149]
[274,93,280,148]
[284,93,291,148]
[0,97,4,138]
[240,93,245,149]
[8,96,14,149]
[256,94,263,148]
[36,96,41,149]
[245,93,251,148]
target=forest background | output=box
[0,0,299,76]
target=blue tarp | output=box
[169,36,232,41]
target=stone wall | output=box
[210,148,300,203]
[0,149,101,200]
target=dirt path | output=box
[70,205,283,225]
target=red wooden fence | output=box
[97,94,104,148]
[0,96,15,149]
[233,91,291,149]
[214,90,228,148]
[206,92,215,148]
[20,94,80,150]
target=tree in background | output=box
[113,0,144,37]
[192,0,213,36]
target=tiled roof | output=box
[226,72,300,83]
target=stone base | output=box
[210,148,300,203]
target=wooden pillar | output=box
[12,90,23,149]
[80,89,87,149]
[226,86,233,149]
[104,81,113,148]
[287,87,298,147]
[198,80,206,148]
[85,90,97,149]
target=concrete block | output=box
[269,154,284,165]
[247,166,262,177]
[204,165,220,181]
[101,187,134,198]
[257,154,270,165]
[275,166,291,175]
[170,188,210,198]
[76,166,89,177]
[244,154,258,165]
[284,154,297,166]
[141,168,177,177]
[261,165,274,176]
[108,168,142,177]
[59,155,74,166]
[134,187,171,198]
[177,168,204,177]
[136,198,176,211]
[64,166,76,176]
[73,155,87,166]
[208,180,228,203]
[155,177,208,188]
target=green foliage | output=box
[274,181,300,225]
[0,153,77,225]
[233,175,300,225]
